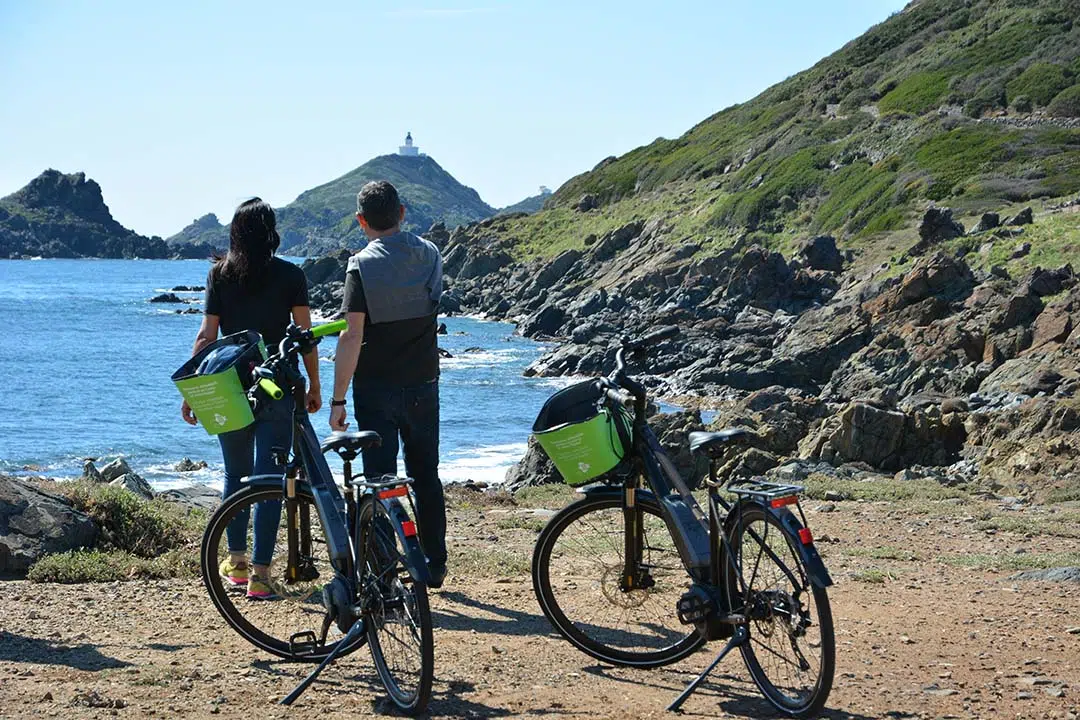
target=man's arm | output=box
[329,311,364,431]
[291,305,323,413]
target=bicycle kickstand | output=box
[280,619,366,706]
[667,625,749,712]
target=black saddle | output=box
[321,431,382,461]
[688,429,752,459]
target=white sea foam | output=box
[440,443,527,485]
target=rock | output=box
[99,458,134,483]
[464,346,484,353]
[989,291,1042,331]
[725,246,795,310]
[1009,567,1080,583]
[170,285,205,292]
[520,304,567,338]
[531,250,582,292]
[425,221,450,249]
[815,503,837,513]
[158,485,221,513]
[823,490,845,502]
[1031,306,1073,349]
[575,194,599,212]
[436,322,448,335]
[110,473,154,500]
[913,206,965,253]
[300,250,350,286]
[799,235,843,272]
[504,436,561,493]
[82,460,104,483]
[174,458,208,472]
[1007,207,1034,226]
[970,212,1000,234]
[830,403,906,468]
[1012,242,1032,259]
[149,292,183,303]
[0,475,97,575]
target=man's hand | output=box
[329,405,349,431]
[306,385,322,414]
[181,399,197,426]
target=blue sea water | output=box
[0,259,562,490]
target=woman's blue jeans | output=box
[218,396,292,566]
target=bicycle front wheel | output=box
[201,484,366,661]
[727,504,835,717]
[532,493,704,668]
[356,497,433,715]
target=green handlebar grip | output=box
[311,319,348,338]
[258,378,284,400]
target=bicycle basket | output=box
[171,330,267,436]
[532,380,631,486]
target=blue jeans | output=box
[218,396,292,566]
[353,379,446,568]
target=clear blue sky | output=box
[0,0,907,238]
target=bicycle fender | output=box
[379,497,432,586]
[773,506,833,589]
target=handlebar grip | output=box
[626,325,680,351]
[604,388,634,408]
[258,378,285,400]
[311,319,348,338]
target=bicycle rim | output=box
[201,485,366,661]
[357,499,433,714]
[728,504,834,717]
[532,494,703,667]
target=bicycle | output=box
[531,326,835,717]
[199,320,434,714]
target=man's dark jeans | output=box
[353,379,446,569]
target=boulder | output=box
[1030,306,1073,349]
[458,249,513,280]
[724,246,795,310]
[100,458,134,483]
[301,250,350,286]
[799,235,843,272]
[82,460,104,483]
[969,212,1000,234]
[576,194,599,212]
[520,304,567,338]
[1006,207,1034,226]
[504,436,561,493]
[1012,242,1032,259]
[158,484,221,513]
[110,473,154,500]
[149,293,183,303]
[425,222,450,249]
[0,476,97,575]
[174,458,208,472]
[829,403,906,468]
[913,206,965,253]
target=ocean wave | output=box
[440,442,526,485]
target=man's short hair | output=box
[357,181,401,232]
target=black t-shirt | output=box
[205,257,309,349]
[342,269,438,386]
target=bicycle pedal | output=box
[676,586,715,625]
[288,630,320,657]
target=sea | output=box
[0,258,568,492]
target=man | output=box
[329,181,447,588]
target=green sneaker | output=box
[247,574,281,601]
[219,557,248,586]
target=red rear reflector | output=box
[401,520,417,537]
[770,495,798,508]
[378,486,409,499]
[798,527,813,545]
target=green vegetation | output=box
[851,568,897,584]
[513,483,578,508]
[938,551,1080,571]
[1048,85,1080,117]
[1006,63,1073,106]
[879,71,950,115]
[27,481,203,583]
[802,474,970,504]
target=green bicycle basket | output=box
[171,330,267,436]
[532,380,631,486]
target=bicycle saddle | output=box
[321,431,382,461]
[688,428,752,458]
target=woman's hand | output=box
[181,399,197,426]
[306,385,322,414]
[329,405,349,432]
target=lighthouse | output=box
[398,132,420,157]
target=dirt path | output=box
[2,490,1079,719]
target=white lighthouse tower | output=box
[398,132,420,157]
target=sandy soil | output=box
[2,490,1079,720]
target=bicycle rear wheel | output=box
[356,497,433,714]
[532,493,704,668]
[727,504,834,717]
[201,484,366,661]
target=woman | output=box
[182,198,321,600]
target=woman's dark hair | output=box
[215,197,280,288]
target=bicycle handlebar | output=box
[311,319,347,338]
[258,377,285,400]
[604,387,634,408]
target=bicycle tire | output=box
[356,498,433,714]
[532,493,704,668]
[727,503,835,718]
[200,484,367,662]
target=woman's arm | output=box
[292,305,322,413]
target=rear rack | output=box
[728,479,804,500]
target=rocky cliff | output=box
[0,170,209,259]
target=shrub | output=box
[27,549,199,584]
[879,71,951,115]
[1047,85,1080,117]
[1012,95,1033,113]
[1006,63,1073,106]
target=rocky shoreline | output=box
[303,204,1080,498]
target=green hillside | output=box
[169,154,494,255]
[502,0,1080,259]
[496,189,553,216]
